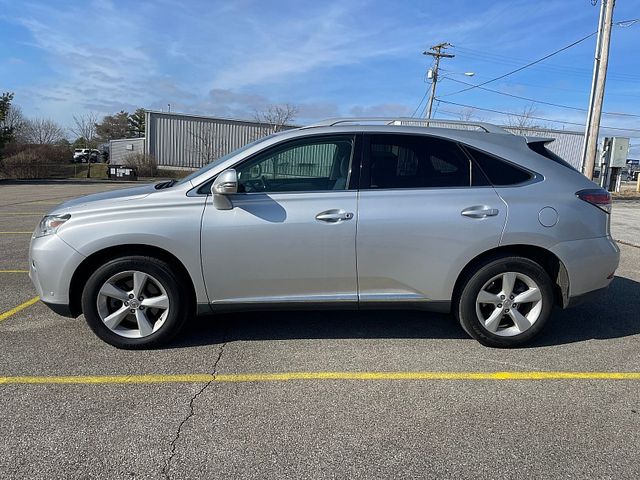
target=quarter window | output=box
[236,136,354,193]
[465,147,532,186]
[367,134,488,188]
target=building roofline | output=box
[144,109,294,128]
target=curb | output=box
[613,198,640,202]
[0,179,157,185]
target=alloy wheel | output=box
[475,271,543,337]
[96,270,170,338]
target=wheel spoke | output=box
[141,294,169,310]
[508,308,531,333]
[99,282,130,302]
[484,307,503,333]
[514,287,541,304]
[135,309,154,337]
[132,272,148,297]
[477,290,501,305]
[501,272,516,297]
[103,306,130,330]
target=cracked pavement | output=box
[162,341,227,479]
[0,182,639,479]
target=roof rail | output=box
[306,117,508,134]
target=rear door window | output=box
[365,134,488,189]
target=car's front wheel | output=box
[81,256,190,349]
[455,256,554,348]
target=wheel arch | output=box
[452,244,570,309]
[68,244,197,317]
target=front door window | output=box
[236,136,354,193]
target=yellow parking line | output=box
[1,371,640,385]
[0,296,40,323]
[0,270,29,273]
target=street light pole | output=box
[423,43,454,119]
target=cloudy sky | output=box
[1,0,639,154]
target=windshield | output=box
[174,134,277,187]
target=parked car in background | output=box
[72,149,102,163]
[32,118,619,349]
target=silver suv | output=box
[29,118,620,349]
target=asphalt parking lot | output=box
[0,180,639,479]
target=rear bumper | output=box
[551,235,620,300]
[565,286,609,308]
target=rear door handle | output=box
[461,206,499,218]
[315,209,354,223]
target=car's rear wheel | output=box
[455,256,554,348]
[81,256,190,349]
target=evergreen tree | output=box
[96,110,129,141]
[0,92,16,152]
[128,108,146,137]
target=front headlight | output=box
[35,214,71,238]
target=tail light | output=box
[576,188,611,213]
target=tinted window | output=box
[465,147,532,186]
[368,134,488,188]
[236,136,353,193]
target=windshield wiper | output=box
[155,179,177,190]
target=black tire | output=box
[81,256,190,349]
[454,256,554,348]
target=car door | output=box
[356,133,507,306]
[201,134,360,307]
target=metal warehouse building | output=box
[109,137,145,162]
[145,111,283,169]
[109,111,585,171]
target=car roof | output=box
[305,117,507,134]
[279,121,575,178]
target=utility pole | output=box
[423,42,454,119]
[582,0,615,179]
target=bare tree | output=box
[188,124,227,166]
[506,104,543,134]
[2,105,26,135]
[69,112,99,147]
[253,104,298,136]
[457,107,477,122]
[22,118,66,145]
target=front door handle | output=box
[461,206,499,219]
[315,209,354,223]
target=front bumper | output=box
[41,300,75,317]
[551,235,620,301]
[29,233,85,311]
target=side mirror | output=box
[211,169,238,210]
[212,169,238,194]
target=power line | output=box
[448,18,640,84]
[435,99,640,133]
[477,76,640,99]
[452,46,640,82]
[439,32,597,98]
[442,77,640,118]
[411,90,429,118]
